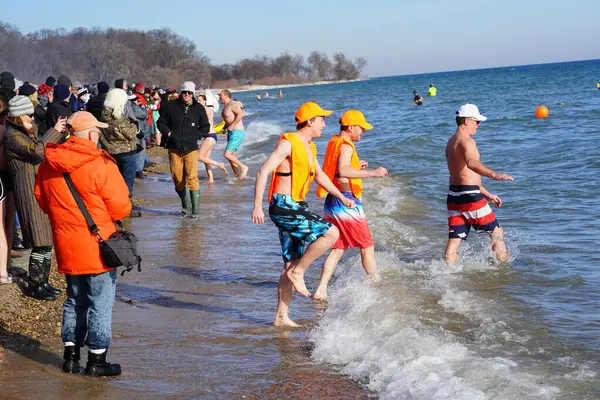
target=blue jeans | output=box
[61,269,117,350]
[135,137,147,173]
[113,152,137,195]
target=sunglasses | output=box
[181,91,194,96]
[470,118,481,125]
[26,113,35,118]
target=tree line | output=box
[0,22,367,88]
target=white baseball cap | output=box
[180,81,196,92]
[456,104,487,121]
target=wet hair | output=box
[220,89,232,99]
[456,116,467,126]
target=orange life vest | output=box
[316,135,362,199]
[267,132,317,202]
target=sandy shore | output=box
[228,78,366,93]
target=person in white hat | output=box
[444,104,514,264]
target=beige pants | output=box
[169,150,200,191]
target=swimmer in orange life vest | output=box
[312,110,388,301]
[251,102,356,327]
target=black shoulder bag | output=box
[63,173,142,276]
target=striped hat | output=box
[8,95,34,117]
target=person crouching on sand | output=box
[251,102,355,327]
[313,110,388,301]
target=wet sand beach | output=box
[0,150,374,399]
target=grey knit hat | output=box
[8,95,34,117]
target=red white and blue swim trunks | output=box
[447,185,499,240]
[324,192,374,250]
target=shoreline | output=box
[0,147,375,399]
[225,78,367,93]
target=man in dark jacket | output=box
[157,81,209,217]
[87,81,109,120]
[46,84,72,128]
[58,75,81,113]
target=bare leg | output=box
[0,198,8,280]
[274,261,301,328]
[360,246,379,282]
[198,139,227,181]
[490,226,508,263]
[286,225,339,297]
[313,249,344,302]
[205,164,214,183]
[444,238,462,264]
[224,150,248,179]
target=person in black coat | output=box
[156,81,209,217]
[87,81,109,120]
[46,84,72,128]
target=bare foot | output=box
[207,179,214,184]
[219,163,229,176]
[273,317,301,328]
[367,273,381,283]
[286,267,311,297]
[239,165,249,180]
[312,290,328,302]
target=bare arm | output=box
[463,140,513,181]
[251,140,292,223]
[337,144,387,179]
[225,102,244,130]
[315,162,355,208]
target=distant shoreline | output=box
[227,78,366,93]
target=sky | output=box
[5,0,599,77]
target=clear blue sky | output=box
[7,0,599,77]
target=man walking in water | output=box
[445,104,513,264]
[219,90,248,178]
[313,110,388,301]
[251,102,355,327]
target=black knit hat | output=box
[0,71,16,90]
[57,75,72,87]
[19,83,36,97]
[45,76,56,86]
[98,81,109,94]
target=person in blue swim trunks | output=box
[197,94,227,183]
[219,90,249,179]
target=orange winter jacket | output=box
[316,135,363,199]
[268,132,317,202]
[34,136,132,275]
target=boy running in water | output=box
[313,110,388,301]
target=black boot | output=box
[176,189,191,216]
[25,282,56,301]
[63,346,81,374]
[84,350,121,377]
[42,257,62,295]
[25,250,56,301]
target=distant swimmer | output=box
[313,110,388,301]
[428,84,437,97]
[278,90,283,99]
[596,80,600,89]
[220,89,249,178]
[445,104,514,264]
[256,93,261,101]
[251,102,356,327]
[412,90,423,105]
[264,91,269,98]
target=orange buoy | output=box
[535,106,549,118]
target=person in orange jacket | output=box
[35,111,131,377]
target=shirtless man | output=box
[313,110,388,301]
[251,102,355,327]
[220,90,249,178]
[445,104,514,264]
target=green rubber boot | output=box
[190,189,201,217]
[176,189,191,216]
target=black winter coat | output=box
[87,93,107,120]
[157,98,210,153]
[46,100,72,129]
